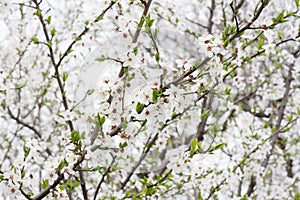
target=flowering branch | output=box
[132,0,153,43]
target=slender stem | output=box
[132,0,153,43]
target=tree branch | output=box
[132,0,153,43]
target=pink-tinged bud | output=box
[262,24,267,30]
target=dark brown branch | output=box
[94,0,116,23]
[230,2,240,32]
[229,0,266,43]
[185,17,209,30]
[263,64,293,167]
[32,173,65,200]
[30,1,117,199]
[207,0,215,34]
[163,57,211,91]
[205,178,227,200]
[32,0,74,131]
[120,89,210,190]
[246,175,256,197]
[79,169,88,200]
[120,133,157,190]
[132,0,153,43]
[196,97,208,141]
[57,1,116,68]
[285,157,293,178]
[93,155,116,200]
[7,107,42,138]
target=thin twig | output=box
[132,0,153,43]
[93,155,116,200]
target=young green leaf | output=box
[31,36,39,44]
[62,72,68,82]
[210,143,226,152]
[225,87,231,95]
[136,102,145,114]
[190,138,202,157]
[41,179,49,189]
[257,39,264,49]
[56,159,68,172]
[45,16,51,24]
[152,89,162,104]
[71,130,80,142]
[50,28,56,37]
[277,32,283,40]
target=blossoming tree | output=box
[0,0,299,199]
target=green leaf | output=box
[286,12,295,17]
[23,145,30,159]
[35,9,41,17]
[224,24,230,35]
[230,26,237,34]
[1,100,6,109]
[95,14,104,22]
[15,82,27,89]
[133,46,139,55]
[278,11,285,20]
[119,141,128,148]
[41,179,49,189]
[257,38,264,49]
[272,11,288,24]
[277,32,283,40]
[224,87,231,95]
[171,112,177,119]
[237,31,245,37]
[65,178,80,192]
[50,28,56,37]
[47,40,52,47]
[155,53,160,62]
[45,16,51,24]
[56,159,68,172]
[144,14,155,29]
[96,114,105,127]
[67,49,74,55]
[59,184,65,190]
[198,85,206,93]
[288,114,293,122]
[31,36,39,44]
[95,57,106,62]
[264,122,269,128]
[86,89,95,96]
[121,120,127,129]
[223,39,230,48]
[240,194,248,200]
[152,88,162,104]
[190,138,202,157]
[136,102,145,114]
[75,36,82,41]
[191,60,200,70]
[201,109,209,119]
[295,0,300,6]
[198,191,204,200]
[73,181,80,188]
[71,130,80,142]
[62,72,68,82]
[210,143,226,152]
[295,192,300,200]
[141,119,147,127]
